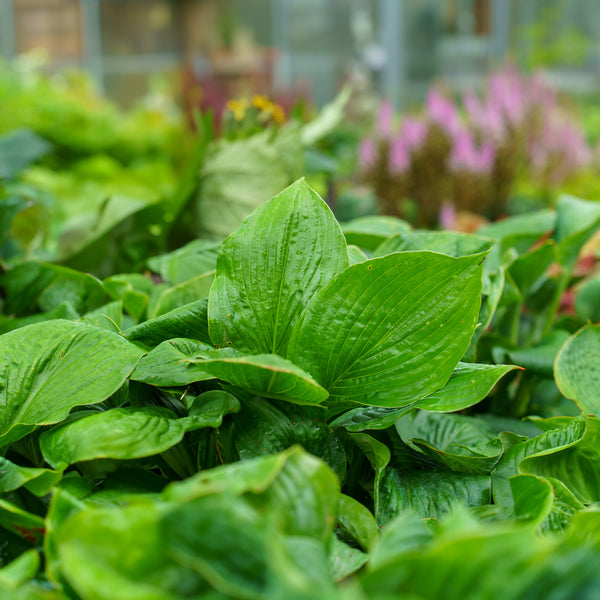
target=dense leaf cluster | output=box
[1,180,600,599]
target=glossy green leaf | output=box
[500,329,570,378]
[554,194,600,269]
[209,179,348,355]
[394,410,501,474]
[342,216,412,251]
[510,474,554,525]
[330,406,412,432]
[0,457,61,496]
[182,390,240,431]
[575,275,600,322]
[336,494,378,552]
[147,240,220,285]
[234,397,345,479]
[413,362,519,412]
[0,301,80,335]
[0,499,45,544]
[377,467,491,524]
[0,320,144,447]
[555,324,600,415]
[0,262,105,317]
[0,549,40,590]
[40,407,186,470]
[151,271,215,318]
[122,299,210,347]
[521,417,600,505]
[130,338,217,386]
[347,244,368,265]
[491,418,586,507]
[477,209,556,253]
[373,230,493,258]
[189,353,329,405]
[55,501,203,600]
[288,251,485,406]
[508,239,557,299]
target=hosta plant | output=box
[2,180,600,599]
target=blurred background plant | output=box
[358,66,595,228]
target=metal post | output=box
[80,0,104,92]
[490,0,510,63]
[271,0,292,88]
[0,0,16,59]
[378,0,405,109]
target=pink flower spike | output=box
[388,136,410,174]
[358,138,377,170]
[478,142,496,172]
[377,99,395,137]
[401,118,428,150]
[439,201,457,230]
[426,88,460,134]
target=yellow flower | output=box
[251,95,270,110]
[226,98,249,121]
[271,105,285,124]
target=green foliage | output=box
[2,179,600,598]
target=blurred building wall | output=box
[0,0,599,108]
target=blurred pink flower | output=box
[439,201,457,230]
[358,137,377,170]
[377,99,395,138]
[426,88,460,135]
[388,136,409,174]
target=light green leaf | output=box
[342,216,412,251]
[147,240,220,285]
[288,251,485,406]
[151,271,215,318]
[555,324,600,415]
[554,194,600,269]
[373,230,493,258]
[122,299,210,347]
[209,179,348,355]
[188,353,329,405]
[40,407,186,470]
[181,390,240,432]
[510,474,554,526]
[336,493,378,552]
[130,338,217,386]
[414,362,519,412]
[0,549,40,590]
[0,457,61,496]
[0,320,144,447]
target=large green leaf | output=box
[413,362,518,412]
[394,410,502,474]
[0,320,144,447]
[151,271,215,318]
[373,230,493,258]
[555,324,600,415]
[377,467,491,524]
[147,240,220,285]
[209,179,348,356]
[233,397,345,479]
[288,251,485,406]
[122,299,211,347]
[554,194,600,269]
[39,407,187,470]
[342,216,412,251]
[1,262,105,317]
[0,457,61,496]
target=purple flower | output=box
[388,136,410,174]
[401,118,428,150]
[358,138,377,170]
[439,201,457,230]
[376,99,395,138]
[426,88,460,135]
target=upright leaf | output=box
[555,324,600,415]
[209,179,348,355]
[288,251,485,406]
